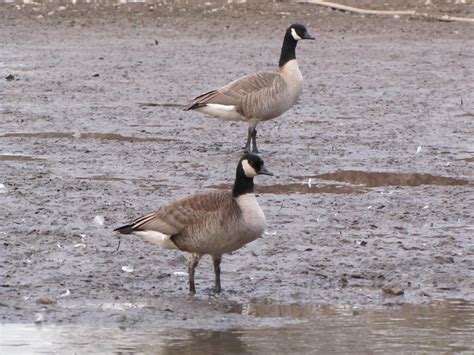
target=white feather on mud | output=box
[122,266,134,273]
[34,313,44,324]
[173,272,189,277]
[94,215,105,226]
[59,289,71,298]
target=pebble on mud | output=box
[35,296,57,305]
[434,255,454,264]
[382,284,405,296]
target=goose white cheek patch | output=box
[291,28,302,41]
[242,159,258,178]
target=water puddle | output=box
[1,300,473,354]
[77,175,161,183]
[0,154,43,161]
[76,175,182,190]
[303,170,472,188]
[208,183,366,194]
[1,132,176,143]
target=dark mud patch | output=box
[208,183,366,194]
[138,102,186,108]
[0,132,177,143]
[0,154,44,162]
[299,171,473,187]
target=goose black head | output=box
[289,24,315,41]
[239,153,273,178]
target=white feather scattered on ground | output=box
[34,313,44,324]
[59,289,71,298]
[121,266,134,273]
[0,183,6,194]
[416,146,422,154]
[173,272,188,277]
[93,215,105,226]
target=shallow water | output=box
[1,132,176,143]
[0,154,42,161]
[208,182,366,194]
[310,171,472,187]
[2,300,473,354]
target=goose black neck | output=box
[232,166,255,197]
[279,31,297,67]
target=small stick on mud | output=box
[297,0,474,23]
[297,0,416,15]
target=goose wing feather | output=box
[130,191,237,237]
[191,71,280,107]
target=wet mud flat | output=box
[1,0,474,352]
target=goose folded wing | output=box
[131,192,233,236]
[193,71,280,106]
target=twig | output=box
[430,14,474,23]
[298,0,415,15]
[297,0,474,23]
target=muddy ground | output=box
[1,0,473,331]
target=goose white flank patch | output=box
[114,153,273,294]
[185,23,315,153]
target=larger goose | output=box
[114,153,273,294]
[185,23,315,153]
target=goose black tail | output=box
[184,102,205,111]
[113,224,136,234]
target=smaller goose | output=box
[185,23,315,153]
[114,153,273,294]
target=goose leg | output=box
[251,128,259,154]
[212,255,222,294]
[187,253,201,295]
[244,127,252,153]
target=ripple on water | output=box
[1,300,473,354]
[298,170,472,188]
